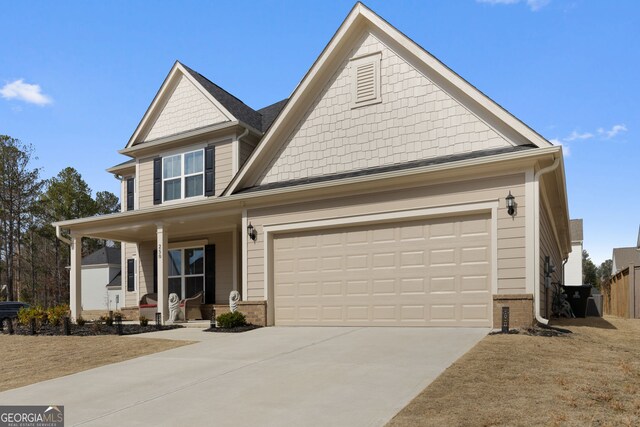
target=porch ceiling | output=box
[61,209,241,243]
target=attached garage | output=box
[272,213,492,327]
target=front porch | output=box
[59,203,258,325]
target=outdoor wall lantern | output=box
[247,222,257,242]
[505,191,516,217]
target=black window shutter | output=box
[153,157,162,205]
[126,178,135,211]
[127,259,135,292]
[204,244,215,304]
[204,146,215,197]
[153,250,158,294]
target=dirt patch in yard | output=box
[388,317,640,427]
[0,335,192,392]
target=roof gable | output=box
[612,247,640,273]
[225,2,552,195]
[82,247,121,266]
[126,62,237,148]
[182,65,264,131]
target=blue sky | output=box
[1,0,638,264]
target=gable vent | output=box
[356,62,376,103]
[351,52,382,108]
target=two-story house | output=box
[54,3,571,328]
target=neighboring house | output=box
[55,3,570,328]
[79,247,121,311]
[564,219,583,286]
[611,247,640,275]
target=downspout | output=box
[533,156,561,325]
[56,225,72,246]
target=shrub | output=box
[92,318,104,333]
[100,315,113,326]
[139,316,149,327]
[113,311,124,322]
[76,316,86,326]
[216,311,247,329]
[17,306,47,328]
[47,304,70,327]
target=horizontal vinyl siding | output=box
[138,241,155,297]
[540,198,562,318]
[138,157,154,209]
[215,141,232,196]
[239,138,258,168]
[246,173,526,301]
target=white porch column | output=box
[156,224,169,323]
[69,234,82,321]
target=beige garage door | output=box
[273,213,492,326]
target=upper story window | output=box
[153,146,214,205]
[162,149,204,202]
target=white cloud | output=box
[597,124,627,139]
[476,0,550,11]
[564,130,594,141]
[0,79,53,106]
[526,0,551,11]
[550,123,629,156]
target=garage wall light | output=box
[247,222,257,242]
[505,191,516,217]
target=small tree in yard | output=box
[597,259,613,286]
[582,250,598,288]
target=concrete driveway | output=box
[0,327,488,426]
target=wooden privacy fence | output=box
[602,264,640,319]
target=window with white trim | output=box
[350,52,382,109]
[168,247,204,300]
[162,149,204,201]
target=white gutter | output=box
[56,225,72,246]
[533,155,561,325]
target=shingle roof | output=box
[612,247,640,273]
[570,219,583,242]
[107,271,121,288]
[82,247,121,266]
[181,64,264,131]
[258,99,289,132]
[238,144,537,194]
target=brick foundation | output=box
[120,307,140,321]
[493,294,534,329]
[202,301,267,327]
[80,307,139,321]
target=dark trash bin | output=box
[562,285,592,318]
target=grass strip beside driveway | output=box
[388,317,640,427]
[0,335,192,392]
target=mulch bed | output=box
[489,325,572,337]
[1,322,183,336]
[204,324,261,333]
